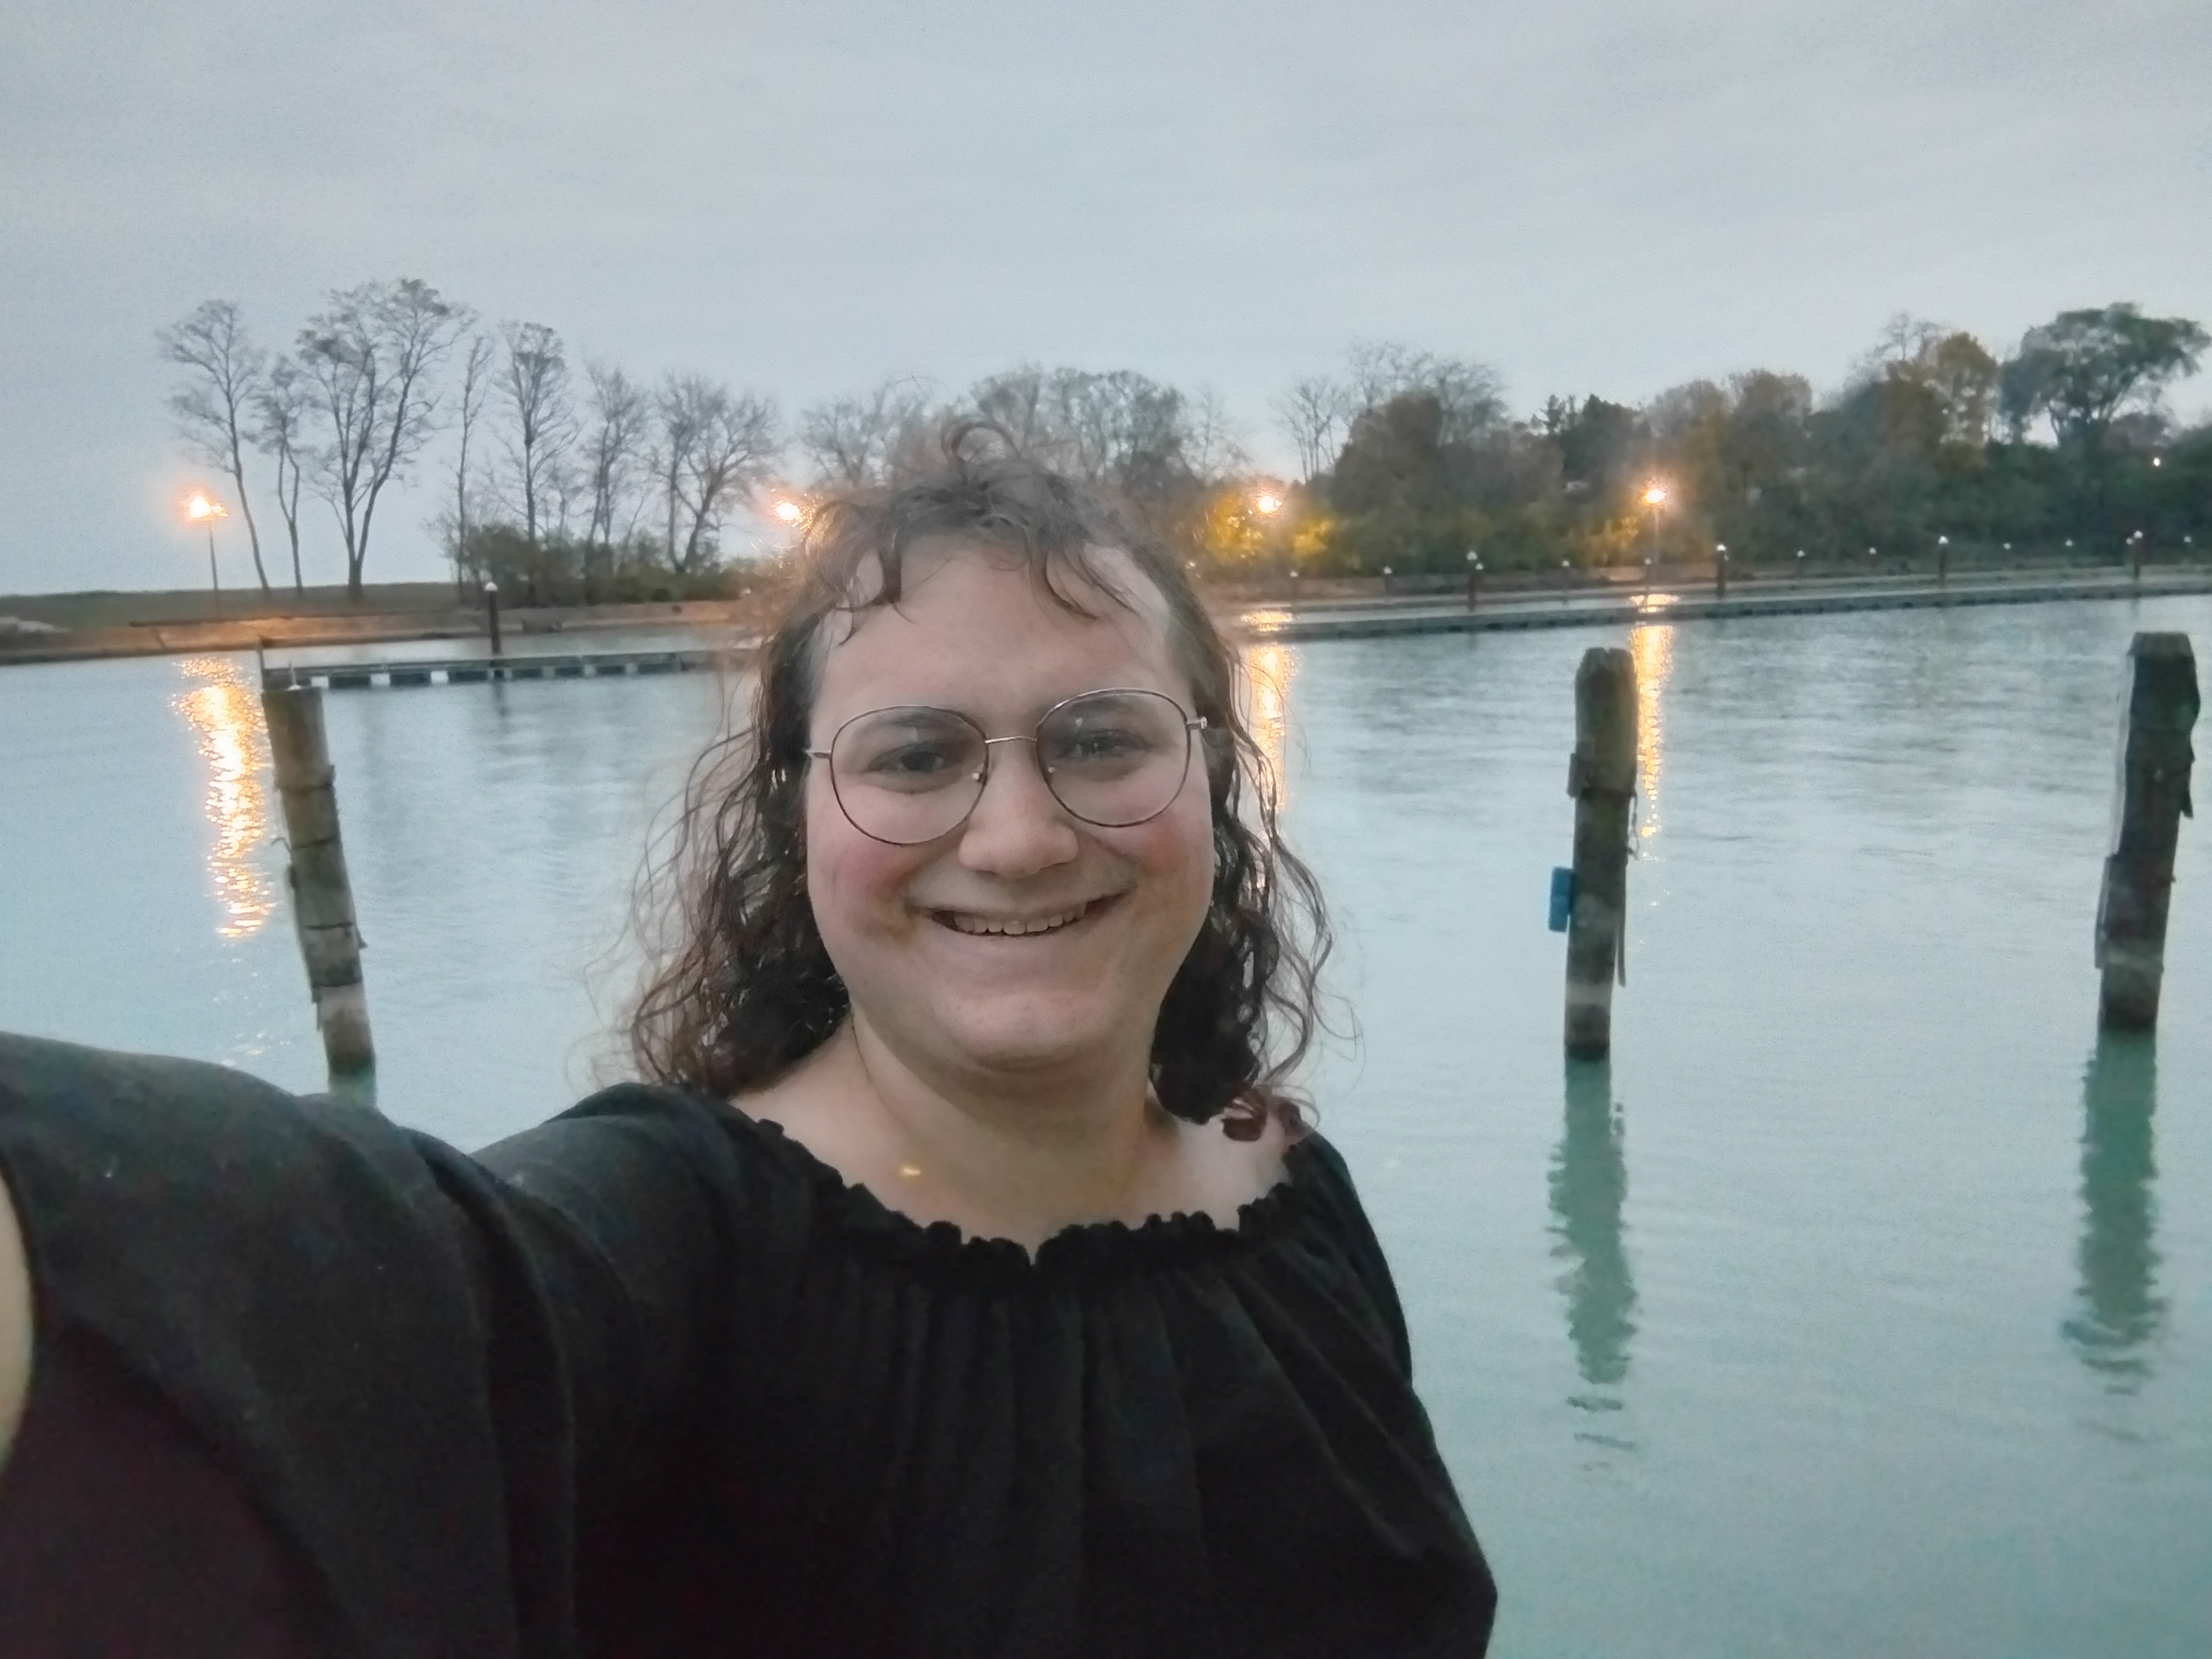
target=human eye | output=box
[1041,695,1173,773]
[840,712,979,792]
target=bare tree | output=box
[496,321,575,545]
[970,365,1057,458]
[656,375,779,573]
[1344,342,1506,446]
[446,333,494,597]
[253,358,310,594]
[1183,387,1250,484]
[578,361,649,589]
[1272,376,1351,480]
[800,377,937,489]
[1853,312,1950,382]
[158,300,272,591]
[297,278,469,597]
[966,366,1198,499]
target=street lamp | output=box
[1465,548,1480,611]
[1254,490,1287,593]
[1641,481,1668,571]
[1936,534,1949,586]
[773,500,804,526]
[184,491,228,617]
[1715,541,1728,599]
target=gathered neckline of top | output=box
[703,1099,1322,1282]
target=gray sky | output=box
[4,0,2207,595]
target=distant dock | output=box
[1237,569,2212,643]
[232,568,2212,691]
[258,644,741,692]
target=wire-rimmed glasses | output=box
[807,687,1207,846]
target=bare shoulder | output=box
[1178,1102,1294,1224]
[0,1166,32,1473]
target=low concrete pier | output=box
[1237,568,2212,645]
[260,644,733,693]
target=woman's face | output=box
[803,544,1216,1092]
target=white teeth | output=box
[943,904,1090,937]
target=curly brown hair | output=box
[629,438,1330,1134]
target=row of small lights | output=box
[174,470,2198,584]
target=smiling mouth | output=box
[933,895,1117,937]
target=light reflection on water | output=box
[1628,622,1673,842]
[1239,640,1300,808]
[172,657,278,938]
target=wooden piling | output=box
[261,686,375,1075]
[484,579,504,657]
[2095,632,2198,1031]
[1565,647,1637,1058]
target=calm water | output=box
[4,598,2209,1656]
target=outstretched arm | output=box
[0,1168,27,1475]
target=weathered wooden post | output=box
[2095,633,2198,1030]
[262,686,375,1076]
[1565,647,1637,1057]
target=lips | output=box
[932,895,1115,937]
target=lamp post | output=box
[1254,489,1285,596]
[184,492,228,619]
[483,579,503,657]
[1937,534,1948,586]
[2129,529,2145,582]
[1641,482,1668,575]
[1465,548,1480,611]
[1715,541,1728,600]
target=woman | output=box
[0,447,1496,1654]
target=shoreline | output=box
[6,559,2209,669]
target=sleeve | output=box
[0,1032,741,1659]
[1295,1132,1418,1379]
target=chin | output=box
[917,992,1139,1080]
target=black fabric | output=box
[0,1032,1495,1656]
[0,1317,332,1656]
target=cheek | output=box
[1135,792,1218,928]
[805,785,924,943]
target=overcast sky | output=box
[4,0,2207,595]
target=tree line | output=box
[161,287,2208,602]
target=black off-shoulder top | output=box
[0,1033,1495,1657]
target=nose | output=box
[956,739,1081,878]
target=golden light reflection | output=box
[173,657,278,938]
[1628,623,1673,842]
[1242,607,1293,635]
[1239,640,1300,810]
[1631,592,1680,613]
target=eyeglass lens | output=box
[825,690,1194,845]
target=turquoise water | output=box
[3,597,2208,1655]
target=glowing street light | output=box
[1641,480,1668,571]
[184,491,229,616]
[773,500,804,526]
[1254,492,1284,516]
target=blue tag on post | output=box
[1548,867,1576,933]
